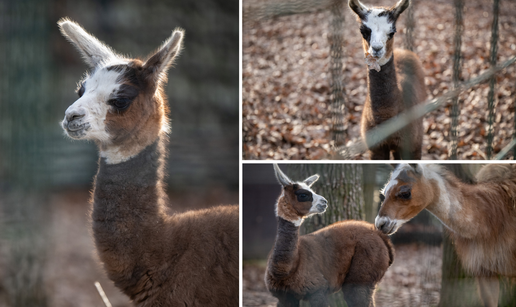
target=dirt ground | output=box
[243,243,442,307]
[42,188,238,307]
[243,0,516,159]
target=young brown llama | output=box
[58,18,238,306]
[376,163,516,307]
[266,164,394,307]
[349,0,427,159]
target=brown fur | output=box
[267,182,393,307]
[379,164,516,306]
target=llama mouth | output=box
[63,121,90,138]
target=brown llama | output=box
[266,164,394,307]
[58,18,238,306]
[376,163,516,307]
[349,0,427,159]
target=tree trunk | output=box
[288,164,366,307]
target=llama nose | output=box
[66,109,86,122]
[372,46,382,53]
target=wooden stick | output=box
[94,281,112,307]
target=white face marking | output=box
[381,164,412,197]
[375,215,408,234]
[362,10,394,66]
[62,66,125,143]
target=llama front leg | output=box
[276,292,300,307]
[369,146,391,160]
[476,276,499,307]
[307,290,329,307]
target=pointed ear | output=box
[390,0,410,20]
[273,164,293,187]
[58,18,119,68]
[143,29,184,85]
[303,174,320,187]
[348,0,369,20]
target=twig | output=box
[95,281,113,307]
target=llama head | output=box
[376,163,429,234]
[349,0,409,68]
[273,164,328,227]
[58,18,183,164]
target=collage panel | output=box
[243,163,516,306]
[243,0,516,160]
[0,1,239,306]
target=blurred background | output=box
[0,0,238,306]
[243,163,515,307]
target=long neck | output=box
[424,169,489,239]
[268,217,300,279]
[92,135,169,291]
[366,55,401,115]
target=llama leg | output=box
[476,276,499,307]
[369,146,390,160]
[342,284,375,307]
[307,290,329,307]
[276,293,300,307]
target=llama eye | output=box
[379,193,385,202]
[398,191,411,199]
[388,32,395,39]
[109,98,132,110]
[78,83,85,97]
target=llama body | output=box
[349,0,427,159]
[266,165,393,307]
[376,164,516,306]
[59,19,238,306]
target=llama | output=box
[266,164,394,307]
[58,19,238,306]
[376,163,516,307]
[349,0,427,159]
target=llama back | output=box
[393,48,427,108]
[147,205,239,307]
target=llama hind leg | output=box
[476,276,499,307]
[342,284,376,307]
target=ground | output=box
[243,0,516,159]
[243,243,442,307]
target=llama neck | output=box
[424,168,486,239]
[92,135,169,290]
[268,217,300,279]
[366,55,401,113]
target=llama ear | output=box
[390,0,410,20]
[273,164,293,187]
[348,0,369,20]
[303,174,320,187]
[143,29,184,84]
[58,18,119,68]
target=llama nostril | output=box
[66,110,85,122]
[372,46,382,53]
